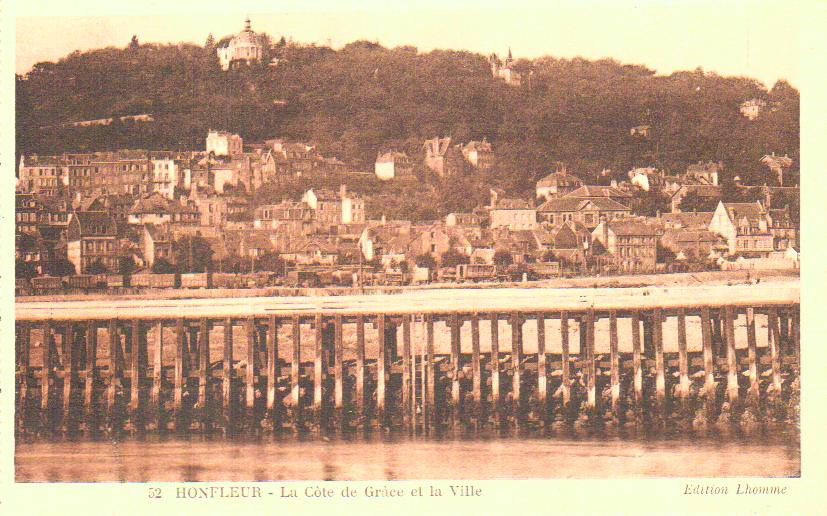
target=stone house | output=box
[67,211,119,273]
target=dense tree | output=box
[493,250,513,268]
[678,190,720,212]
[440,249,469,268]
[119,255,137,275]
[16,39,799,200]
[173,235,214,273]
[151,257,177,274]
[86,260,108,275]
[255,251,285,273]
[415,253,436,269]
[46,258,76,277]
[16,259,38,279]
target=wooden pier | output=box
[14,292,800,436]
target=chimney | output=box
[340,184,347,199]
[381,214,386,226]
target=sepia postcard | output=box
[2,0,826,514]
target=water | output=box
[16,430,799,482]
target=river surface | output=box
[16,429,799,482]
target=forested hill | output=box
[16,38,799,191]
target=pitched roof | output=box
[538,196,630,212]
[671,184,721,199]
[660,211,714,229]
[73,211,117,236]
[492,198,534,210]
[564,185,633,199]
[605,219,662,236]
[536,170,584,188]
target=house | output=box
[140,224,172,268]
[740,98,767,120]
[445,212,482,227]
[761,153,794,186]
[461,140,495,170]
[532,222,591,266]
[660,228,727,260]
[15,193,42,234]
[767,207,798,251]
[375,151,414,180]
[216,17,264,71]
[128,192,173,226]
[151,158,177,199]
[302,186,365,230]
[669,184,722,213]
[708,201,774,256]
[254,201,315,235]
[18,155,65,196]
[685,161,722,186]
[67,211,119,273]
[591,218,662,273]
[660,211,714,230]
[489,197,537,230]
[408,224,452,262]
[281,238,340,266]
[206,130,243,158]
[630,125,651,137]
[537,196,630,228]
[423,137,465,177]
[535,167,584,200]
[358,221,413,261]
[564,185,634,204]
[489,49,521,86]
[492,229,538,263]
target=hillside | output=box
[16,38,800,195]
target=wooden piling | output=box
[246,317,257,430]
[41,321,54,429]
[150,321,163,430]
[723,306,739,404]
[450,314,462,428]
[745,308,759,406]
[222,318,233,432]
[17,322,32,431]
[700,308,716,416]
[61,322,75,431]
[471,314,482,424]
[584,311,596,416]
[84,321,98,428]
[631,313,643,412]
[560,312,571,409]
[194,318,208,429]
[609,311,620,419]
[267,315,281,429]
[536,313,548,425]
[425,315,436,430]
[490,314,501,426]
[377,314,388,428]
[291,315,302,431]
[355,315,366,426]
[767,308,783,393]
[107,319,122,432]
[402,314,412,430]
[653,309,666,417]
[129,319,145,431]
[334,314,344,430]
[313,316,329,431]
[677,309,689,402]
[510,313,525,425]
[173,318,185,431]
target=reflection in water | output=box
[16,429,799,482]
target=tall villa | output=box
[217,17,265,71]
[489,48,521,86]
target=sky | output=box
[14,0,800,88]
